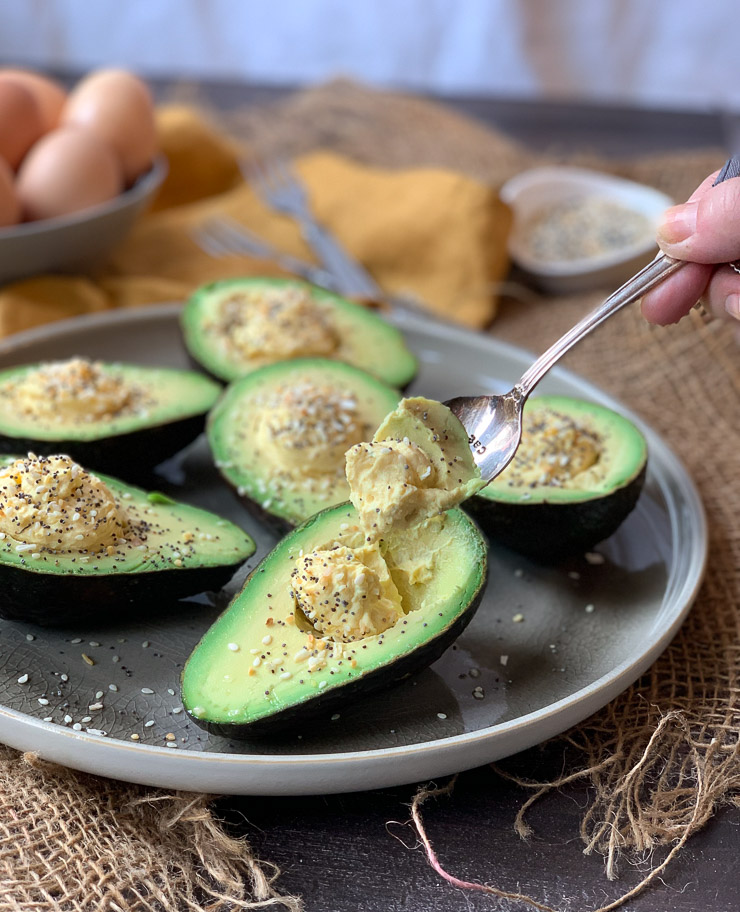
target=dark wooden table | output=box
[65,73,738,910]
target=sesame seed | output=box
[227,643,240,652]
[86,728,107,736]
[17,674,28,684]
[167,688,175,696]
[279,671,292,680]
[108,684,118,692]
[26,633,35,641]
[95,691,104,700]
[330,713,340,721]
[81,653,95,666]
[585,603,595,613]
[142,641,150,648]
[130,733,140,741]
[63,714,73,724]
[166,741,178,748]
[141,688,154,695]
[72,723,82,731]
[144,720,155,728]
[60,674,68,682]
[165,732,175,741]
[500,655,509,666]
[437,712,447,720]
[37,698,49,706]
[88,703,103,711]
[512,613,524,623]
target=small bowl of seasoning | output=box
[501,166,673,294]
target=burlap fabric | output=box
[1,81,738,910]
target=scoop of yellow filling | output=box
[501,411,600,488]
[290,397,481,643]
[8,358,139,423]
[345,398,484,541]
[220,286,338,360]
[291,544,402,642]
[256,382,364,477]
[0,454,128,552]
[345,438,442,539]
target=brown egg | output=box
[62,68,157,184]
[0,79,45,169]
[16,126,123,221]
[0,69,66,132]
[0,155,20,227]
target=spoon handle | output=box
[516,253,682,396]
[517,154,740,398]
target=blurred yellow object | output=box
[0,103,512,335]
[0,276,109,336]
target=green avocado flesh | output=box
[207,359,401,528]
[181,502,487,735]
[467,395,647,560]
[0,457,256,623]
[181,277,417,387]
[0,362,221,442]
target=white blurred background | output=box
[0,0,737,111]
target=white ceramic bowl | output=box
[500,166,674,294]
[0,157,167,285]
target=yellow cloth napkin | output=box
[0,105,511,337]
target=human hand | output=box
[641,169,740,326]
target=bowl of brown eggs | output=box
[0,68,166,284]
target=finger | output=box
[640,261,713,325]
[656,175,740,263]
[699,263,740,321]
[686,170,721,202]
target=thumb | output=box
[657,177,740,264]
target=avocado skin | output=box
[0,413,208,482]
[182,561,487,738]
[0,559,241,627]
[465,463,646,563]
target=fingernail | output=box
[657,201,698,245]
[725,293,740,319]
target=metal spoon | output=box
[445,156,740,484]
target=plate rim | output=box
[0,304,707,793]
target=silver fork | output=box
[190,215,338,290]
[245,157,383,298]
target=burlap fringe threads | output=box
[408,710,740,911]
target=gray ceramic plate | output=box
[0,305,706,795]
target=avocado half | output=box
[181,277,417,387]
[181,502,488,736]
[207,358,401,529]
[0,459,256,625]
[465,395,647,562]
[0,362,222,478]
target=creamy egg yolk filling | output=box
[290,397,483,644]
[499,410,600,489]
[213,286,338,361]
[254,382,364,480]
[5,357,146,424]
[0,454,128,553]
